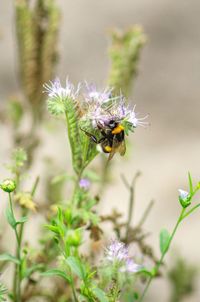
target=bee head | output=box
[107,119,118,129]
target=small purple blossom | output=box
[178,189,189,201]
[79,178,91,190]
[126,106,149,128]
[43,78,81,100]
[85,82,112,103]
[120,258,142,273]
[104,240,142,274]
[105,240,128,262]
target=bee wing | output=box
[108,135,125,161]
[118,139,126,156]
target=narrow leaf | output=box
[41,269,70,282]
[188,172,193,194]
[66,256,85,280]
[5,208,16,229]
[0,253,20,264]
[15,216,28,226]
[159,229,170,254]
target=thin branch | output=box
[138,200,154,228]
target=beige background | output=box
[1,0,200,301]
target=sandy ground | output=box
[1,0,200,301]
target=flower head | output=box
[104,240,142,274]
[105,240,128,262]
[43,78,80,100]
[178,189,189,201]
[81,86,147,131]
[79,178,91,190]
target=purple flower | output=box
[79,178,91,190]
[105,240,128,262]
[120,258,143,273]
[104,240,142,274]
[43,77,81,100]
[82,90,148,130]
[85,82,112,103]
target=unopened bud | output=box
[0,179,16,193]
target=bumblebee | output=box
[81,120,126,160]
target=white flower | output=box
[43,78,81,100]
[178,189,189,201]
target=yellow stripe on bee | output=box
[104,146,112,152]
[112,124,124,134]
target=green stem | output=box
[139,208,186,302]
[9,193,20,302]
[181,203,200,220]
[11,177,40,302]
[71,274,79,302]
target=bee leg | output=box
[80,128,99,144]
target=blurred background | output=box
[1,0,200,301]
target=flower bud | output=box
[0,179,16,193]
[65,230,81,247]
[178,189,191,208]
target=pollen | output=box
[112,124,124,134]
[104,146,112,152]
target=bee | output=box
[81,119,126,160]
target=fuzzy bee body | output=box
[81,120,126,160]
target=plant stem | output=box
[10,177,40,302]
[181,203,200,219]
[138,208,186,302]
[9,193,21,302]
[121,171,140,243]
[71,275,79,302]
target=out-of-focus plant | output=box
[15,0,60,118]
[138,174,200,302]
[108,26,146,96]
[0,149,42,302]
[168,255,197,302]
[0,283,7,302]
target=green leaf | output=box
[47,97,66,116]
[66,256,85,280]
[0,253,20,264]
[159,229,170,254]
[188,172,193,194]
[41,269,70,282]
[139,269,153,277]
[92,287,109,302]
[5,207,16,229]
[22,264,44,279]
[15,216,28,226]
[45,224,61,235]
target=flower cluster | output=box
[105,240,142,274]
[44,78,147,133]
